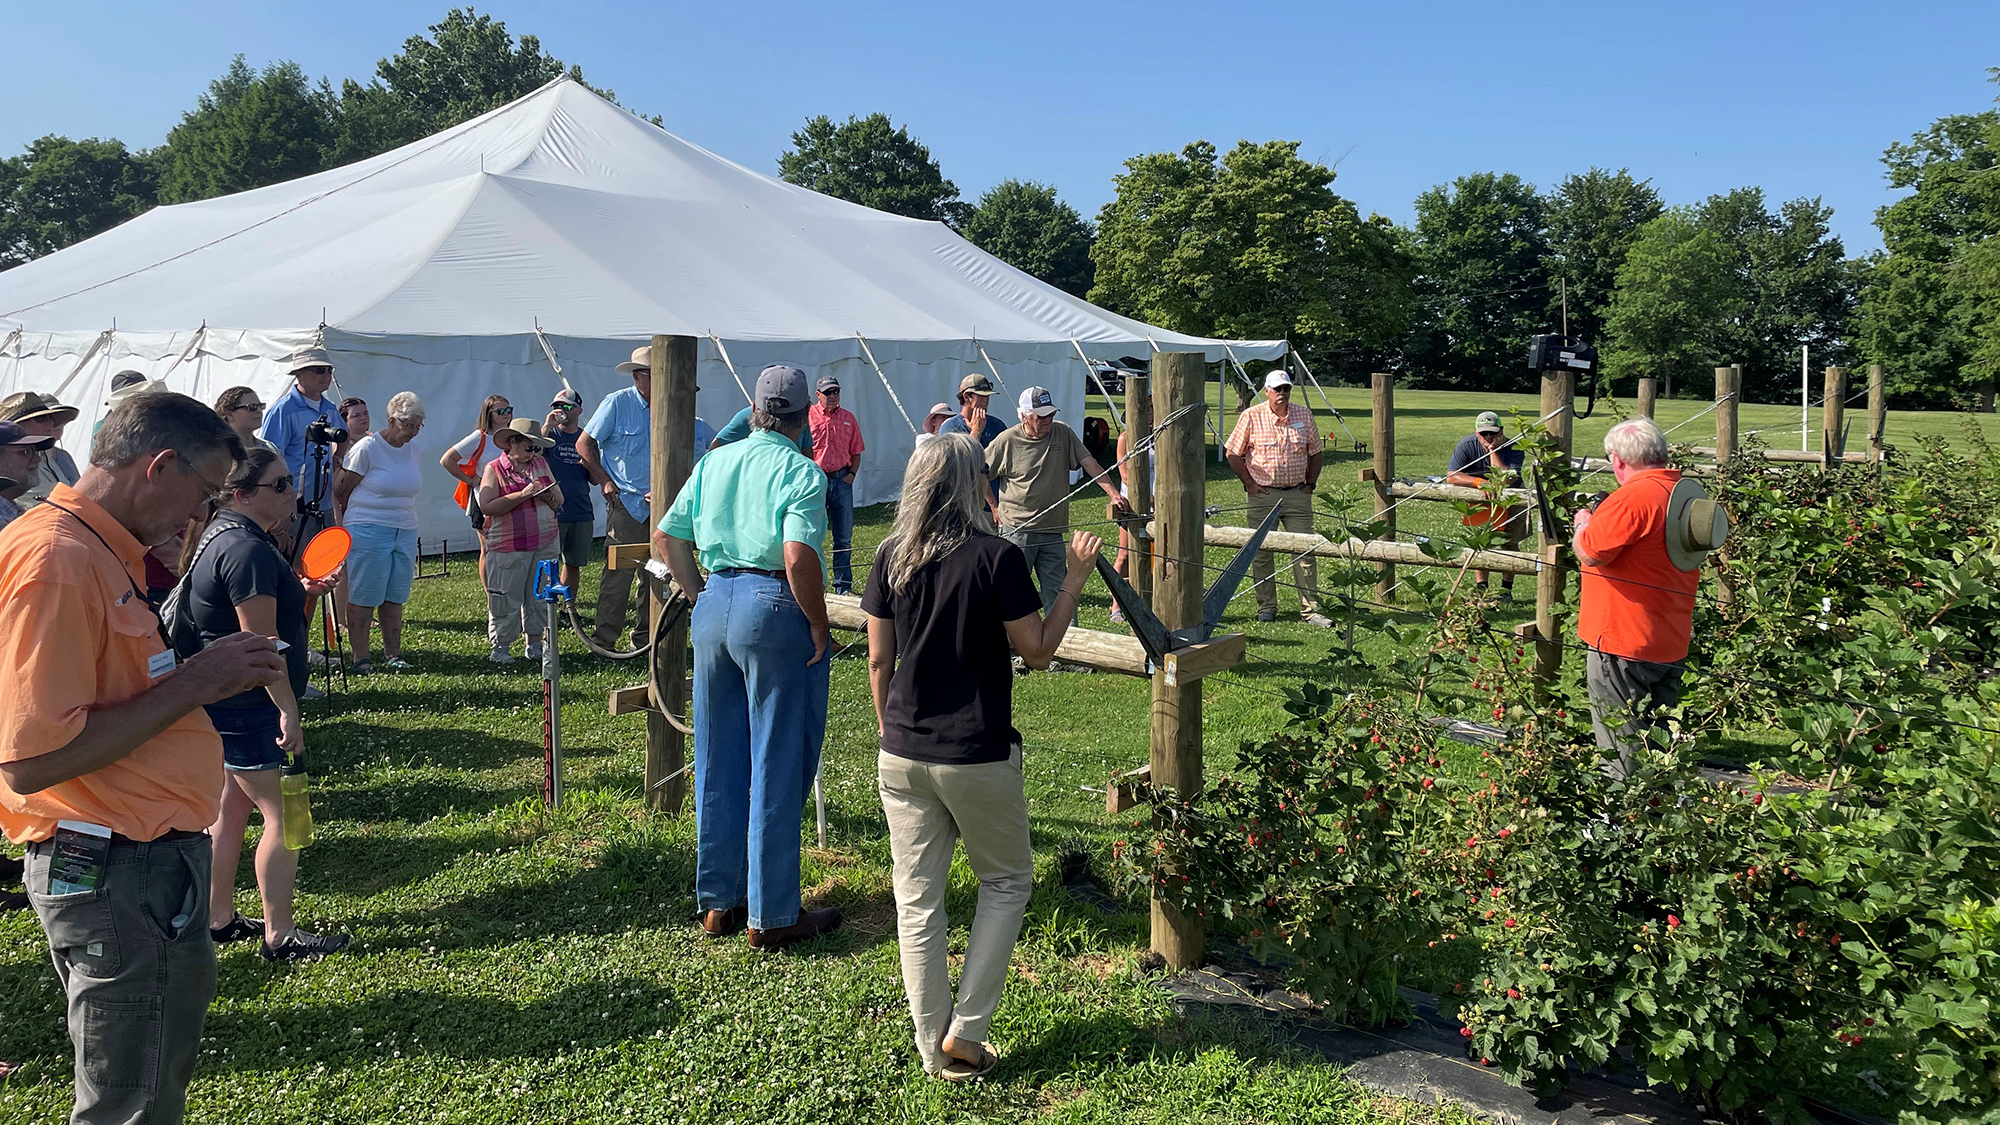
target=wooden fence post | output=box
[1126,372,1154,611]
[1150,351,1206,969]
[1370,373,1395,605]
[1867,364,1887,462]
[647,334,696,813]
[1822,366,1847,468]
[1714,366,1739,467]
[1532,365,1573,686]
[1637,376,1657,419]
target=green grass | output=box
[2,385,1988,1123]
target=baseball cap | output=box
[755,365,810,413]
[551,387,582,409]
[1263,370,1294,390]
[957,373,995,397]
[0,391,78,426]
[816,375,841,393]
[1474,411,1503,434]
[926,401,953,419]
[0,420,55,450]
[1018,386,1058,418]
[283,345,336,376]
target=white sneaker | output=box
[1303,612,1335,629]
[489,650,515,665]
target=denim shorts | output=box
[205,704,285,771]
[346,522,416,606]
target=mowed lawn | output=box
[0,385,1986,1124]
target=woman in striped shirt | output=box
[476,419,564,665]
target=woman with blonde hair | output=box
[861,432,1100,1080]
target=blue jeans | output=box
[825,472,855,593]
[691,571,829,929]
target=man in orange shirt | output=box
[1572,417,1701,779]
[0,392,284,1125]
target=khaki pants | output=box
[485,545,558,653]
[878,747,1032,1074]
[594,503,651,648]
[1247,486,1319,616]
[26,833,216,1125]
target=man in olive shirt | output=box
[655,364,841,951]
[986,386,1128,614]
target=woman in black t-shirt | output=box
[184,448,350,962]
[861,433,1100,1080]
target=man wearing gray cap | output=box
[1446,410,1528,600]
[0,422,55,532]
[656,364,841,950]
[0,391,81,509]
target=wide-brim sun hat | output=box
[498,417,555,452]
[1664,476,1731,572]
[282,345,336,376]
[615,345,652,375]
[0,391,78,426]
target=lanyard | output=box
[42,501,174,649]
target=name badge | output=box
[147,649,177,679]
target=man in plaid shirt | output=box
[1224,371,1331,627]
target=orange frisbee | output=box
[301,527,352,581]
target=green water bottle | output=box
[280,754,315,850]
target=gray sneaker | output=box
[489,649,516,665]
[1302,612,1335,629]
[299,684,327,701]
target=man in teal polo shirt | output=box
[656,364,841,951]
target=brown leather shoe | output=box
[746,907,843,951]
[701,905,747,939]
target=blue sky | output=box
[5,1,1996,253]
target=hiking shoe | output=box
[489,650,516,665]
[261,929,352,962]
[1256,609,1277,623]
[525,644,544,663]
[299,684,327,701]
[747,907,843,952]
[210,912,266,944]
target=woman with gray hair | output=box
[861,432,1101,1081]
[333,391,427,672]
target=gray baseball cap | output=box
[755,365,810,413]
[1474,411,1503,434]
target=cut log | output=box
[823,592,1150,676]
[1201,524,1539,577]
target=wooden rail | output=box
[822,593,1153,676]
[1202,524,1540,578]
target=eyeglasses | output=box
[234,402,266,413]
[247,476,295,496]
[629,368,652,378]
[297,366,333,378]
[187,460,230,504]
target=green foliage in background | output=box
[779,112,969,226]
[959,179,1096,297]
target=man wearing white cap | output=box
[1572,417,1722,779]
[986,387,1128,621]
[579,346,657,650]
[259,346,342,539]
[1224,370,1330,627]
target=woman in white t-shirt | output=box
[334,391,427,673]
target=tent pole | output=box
[532,322,576,395]
[1070,338,1124,432]
[975,342,1012,399]
[707,333,754,404]
[855,334,921,434]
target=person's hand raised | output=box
[176,633,285,705]
[1065,530,1104,574]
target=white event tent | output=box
[0,76,1286,542]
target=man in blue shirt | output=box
[1445,410,1529,601]
[259,346,342,537]
[656,364,839,951]
[937,373,1007,446]
[578,346,655,650]
[543,389,597,593]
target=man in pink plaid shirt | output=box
[1224,370,1331,627]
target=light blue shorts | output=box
[346,522,416,607]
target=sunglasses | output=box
[235,402,266,412]
[494,407,515,416]
[247,475,295,496]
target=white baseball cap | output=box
[1018,386,1058,417]
[1263,370,1294,390]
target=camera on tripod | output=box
[305,416,348,446]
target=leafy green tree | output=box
[1600,208,1737,397]
[778,113,967,224]
[1091,139,1411,383]
[1544,168,1663,350]
[1855,86,2000,409]
[1403,172,1551,391]
[959,180,1094,297]
[0,136,157,269]
[154,56,338,203]
[1693,188,1858,403]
